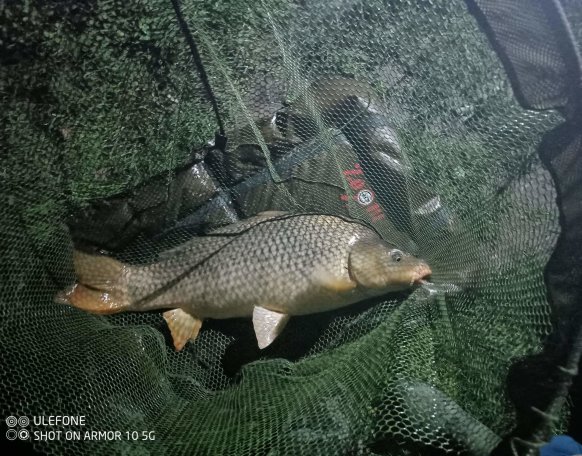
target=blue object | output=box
[540,436,582,456]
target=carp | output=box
[57,212,431,350]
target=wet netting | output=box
[1,0,582,455]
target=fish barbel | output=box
[57,212,431,350]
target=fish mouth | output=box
[411,263,432,286]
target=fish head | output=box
[349,237,432,291]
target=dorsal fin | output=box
[209,211,289,235]
[158,211,289,262]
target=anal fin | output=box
[253,306,290,349]
[163,308,203,351]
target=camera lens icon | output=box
[6,429,17,441]
[18,416,30,427]
[19,429,30,440]
[5,416,18,427]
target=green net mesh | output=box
[1,0,579,454]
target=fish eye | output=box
[390,250,403,262]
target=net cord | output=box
[169,0,226,141]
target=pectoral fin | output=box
[253,306,290,349]
[163,308,203,351]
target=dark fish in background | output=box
[283,76,456,239]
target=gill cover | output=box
[348,238,416,290]
[349,238,390,288]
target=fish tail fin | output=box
[55,251,132,314]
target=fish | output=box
[57,212,431,351]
